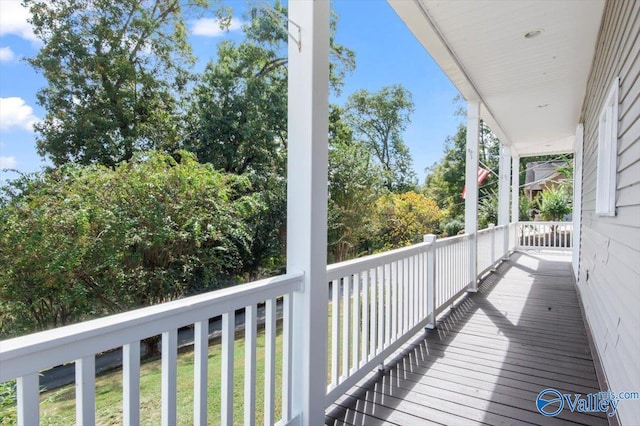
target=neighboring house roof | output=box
[524,161,566,191]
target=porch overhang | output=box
[388,0,605,157]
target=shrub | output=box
[0,151,258,336]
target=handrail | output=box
[327,240,434,281]
[0,272,304,382]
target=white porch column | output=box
[511,155,520,222]
[498,145,511,225]
[465,100,480,291]
[498,144,511,257]
[287,2,329,425]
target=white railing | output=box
[325,241,434,404]
[517,221,573,250]
[434,234,472,310]
[1,225,517,425]
[0,273,304,426]
[477,224,510,275]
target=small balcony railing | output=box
[517,221,573,250]
[0,222,572,425]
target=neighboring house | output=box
[523,160,567,201]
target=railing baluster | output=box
[415,253,421,321]
[244,305,256,426]
[400,259,406,333]
[370,267,377,359]
[377,265,384,350]
[409,256,415,326]
[221,312,235,426]
[418,253,422,321]
[331,279,339,386]
[449,244,453,301]
[384,263,391,347]
[75,355,95,426]
[362,269,369,365]
[264,299,276,426]
[17,374,39,426]
[352,272,360,371]
[416,252,427,321]
[194,321,208,426]
[161,330,177,426]
[404,258,409,331]
[391,260,398,340]
[123,342,140,426]
[282,293,293,422]
[342,276,350,378]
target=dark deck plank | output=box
[326,251,607,426]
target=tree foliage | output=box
[537,186,572,221]
[424,120,501,224]
[345,85,416,191]
[0,151,257,336]
[369,191,442,251]
[183,3,356,272]
[25,0,221,166]
[328,106,382,262]
[424,124,467,220]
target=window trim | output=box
[595,77,619,217]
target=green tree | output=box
[424,118,501,224]
[345,85,417,191]
[327,106,382,262]
[369,191,442,251]
[0,151,256,337]
[424,124,467,220]
[25,0,220,166]
[183,3,355,272]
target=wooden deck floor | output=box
[326,251,607,426]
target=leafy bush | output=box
[0,380,16,425]
[537,186,572,221]
[370,191,443,251]
[0,151,258,336]
[442,219,464,237]
[478,191,498,230]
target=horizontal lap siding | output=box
[579,1,640,424]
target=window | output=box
[595,77,619,216]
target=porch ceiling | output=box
[388,0,605,157]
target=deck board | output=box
[326,251,607,425]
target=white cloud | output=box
[0,0,37,42]
[0,46,15,62]
[191,17,242,37]
[0,97,39,131]
[0,156,17,169]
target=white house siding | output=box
[579,0,640,424]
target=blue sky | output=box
[0,0,461,182]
